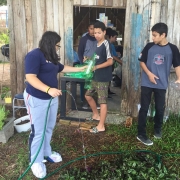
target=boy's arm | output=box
[113,56,122,65]
[140,62,159,84]
[174,66,180,83]
[94,58,113,70]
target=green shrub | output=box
[0,32,9,45]
[1,86,10,100]
[0,105,9,130]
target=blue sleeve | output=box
[78,36,87,63]
[25,54,40,74]
[58,63,64,72]
[73,50,81,63]
[111,44,118,57]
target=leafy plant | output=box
[0,0,7,6]
[0,105,9,130]
[1,86,10,100]
[58,153,178,179]
[0,32,9,45]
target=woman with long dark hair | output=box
[24,31,86,178]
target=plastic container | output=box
[14,115,31,133]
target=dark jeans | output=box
[138,86,166,137]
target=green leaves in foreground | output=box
[59,152,178,180]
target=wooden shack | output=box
[7,0,180,117]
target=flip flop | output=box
[85,117,100,122]
[89,127,105,134]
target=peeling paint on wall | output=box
[65,27,73,64]
[130,10,149,90]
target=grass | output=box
[0,113,180,179]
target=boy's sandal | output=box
[90,127,105,134]
[85,117,99,122]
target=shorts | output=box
[85,81,109,104]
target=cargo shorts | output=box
[85,81,109,104]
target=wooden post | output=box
[7,0,17,99]
[64,0,73,65]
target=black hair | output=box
[109,30,118,38]
[94,21,106,31]
[151,22,168,37]
[106,27,113,36]
[88,20,99,27]
[39,31,61,64]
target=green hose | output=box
[18,97,53,180]
[42,150,180,179]
[17,94,180,179]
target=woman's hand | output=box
[47,88,62,97]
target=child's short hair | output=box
[109,30,118,38]
[106,27,113,36]
[88,20,99,27]
[151,22,168,37]
[94,21,106,31]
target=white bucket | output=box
[14,115,31,133]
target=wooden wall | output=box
[7,0,126,97]
[121,0,180,117]
[73,7,126,51]
[7,0,180,116]
[7,0,73,97]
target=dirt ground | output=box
[0,107,120,180]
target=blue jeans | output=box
[138,86,166,137]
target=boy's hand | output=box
[92,65,98,71]
[148,72,159,84]
[175,79,180,83]
[83,56,90,62]
[78,66,87,72]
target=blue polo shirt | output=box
[25,48,64,99]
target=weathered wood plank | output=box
[160,0,168,23]
[31,0,39,48]
[13,0,27,94]
[59,0,65,65]
[122,0,153,116]
[167,72,180,114]
[35,0,46,48]
[113,0,124,7]
[7,0,17,98]
[53,0,60,33]
[73,0,81,5]
[81,0,89,5]
[166,0,175,44]
[25,0,33,52]
[151,0,161,27]
[123,0,127,7]
[104,0,113,7]
[64,0,73,65]
[89,0,96,6]
[46,0,54,31]
[96,0,104,6]
[121,0,134,115]
[172,0,180,48]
